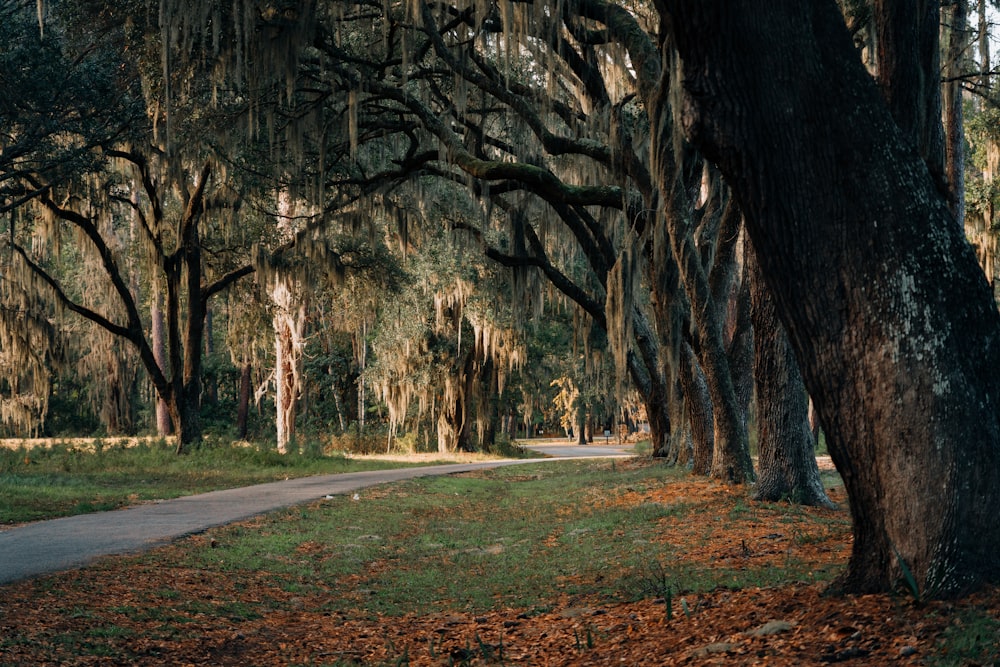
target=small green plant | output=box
[892,543,922,602]
[474,632,503,661]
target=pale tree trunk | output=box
[436,376,466,453]
[332,382,346,433]
[967,0,997,283]
[270,190,309,453]
[236,363,251,440]
[356,322,367,434]
[272,281,305,454]
[979,0,990,97]
[151,275,172,436]
[808,399,821,448]
[747,242,834,508]
[660,0,1000,597]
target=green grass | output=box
[152,459,845,620]
[930,608,1000,666]
[4,455,995,666]
[0,438,485,524]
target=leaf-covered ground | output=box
[1,460,998,666]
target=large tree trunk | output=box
[644,377,672,458]
[629,313,673,457]
[727,262,754,437]
[166,261,200,454]
[678,340,712,475]
[747,242,834,508]
[660,0,1000,597]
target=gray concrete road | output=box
[1,446,632,586]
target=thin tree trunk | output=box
[275,319,295,453]
[236,363,251,440]
[943,0,967,225]
[202,306,218,406]
[332,383,346,433]
[151,281,172,436]
[458,349,475,452]
[979,0,990,98]
[357,323,367,434]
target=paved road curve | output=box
[0,443,631,585]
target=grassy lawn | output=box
[0,438,489,525]
[2,456,997,665]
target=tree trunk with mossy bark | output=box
[747,242,834,508]
[658,0,1000,597]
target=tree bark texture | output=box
[273,281,305,455]
[679,340,712,476]
[659,0,1000,596]
[236,363,251,440]
[747,242,834,508]
[151,282,172,437]
[873,0,947,186]
[648,84,754,484]
[942,0,967,225]
[727,263,754,437]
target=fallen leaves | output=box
[1,470,998,665]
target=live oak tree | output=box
[301,0,759,476]
[122,0,762,478]
[656,0,1000,597]
[0,1,141,433]
[3,1,303,450]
